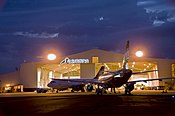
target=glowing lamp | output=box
[47,54,56,60]
[136,51,143,57]
[6,84,10,87]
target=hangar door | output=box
[36,63,80,88]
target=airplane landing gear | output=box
[96,87,107,95]
[96,88,103,95]
[125,83,134,95]
[125,88,132,95]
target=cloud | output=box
[144,5,175,13]
[167,16,175,22]
[137,0,175,26]
[153,20,165,26]
[13,32,59,39]
[137,1,156,6]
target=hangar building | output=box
[0,49,175,92]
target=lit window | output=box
[92,57,99,63]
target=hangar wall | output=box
[20,62,37,89]
[157,60,174,86]
[80,63,95,78]
[157,60,172,77]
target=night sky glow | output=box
[0,0,175,73]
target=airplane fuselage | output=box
[47,79,84,91]
[101,69,132,88]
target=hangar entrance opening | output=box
[36,63,80,88]
[36,62,158,88]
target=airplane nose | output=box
[47,83,51,87]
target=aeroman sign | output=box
[60,57,89,64]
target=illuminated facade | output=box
[0,49,175,91]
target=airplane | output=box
[47,40,173,95]
[47,66,105,93]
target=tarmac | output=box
[0,90,175,97]
[0,90,175,116]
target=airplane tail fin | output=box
[122,40,129,69]
[94,66,105,79]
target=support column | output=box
[80,64,95,78]
[157,60,172,86]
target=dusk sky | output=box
[0,0,175,73]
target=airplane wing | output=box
[104,70,158,75]
[132,70,158,75]
[126,77,174,84]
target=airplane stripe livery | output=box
[47,41,173,95]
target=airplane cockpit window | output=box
[50,81,56,83]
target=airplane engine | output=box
[85,84,94,92]
[72,84,85,92]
